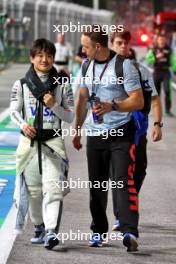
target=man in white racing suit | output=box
[10,38,74,250]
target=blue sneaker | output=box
[89,233,103,247]
[44,230,59,250]
[112,219,120,231]
[123,233,138,252]
[30,223,45,244]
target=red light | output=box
[140,34,148,42]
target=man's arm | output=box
[46,84,75,123]
[151,95,162,141]
[94,88,144,116]
[113,89,144,112]
[75,87,89,130]
[95,58,144,115]
[10,80,36,139]
[119,58,144,110]
[72,87,89,150]
[10,80,26,128]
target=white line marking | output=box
[0,183,7,187]
[0,109,18,263]
[0,179,8,183]
[0,205,17,264]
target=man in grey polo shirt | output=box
[72,25,144,252]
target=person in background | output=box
[74,44,87,64]
[54,33,73,78]
[110,30,163,231]
[146,33,176,117]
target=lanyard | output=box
[92,58,110,94]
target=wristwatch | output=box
[154,122,163,127]
[111,99,118,111]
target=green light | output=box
[0,218,4,227]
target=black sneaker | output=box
[123,233,138,252]
[44,230,59,250]
[31,223,45,244]
[166,111,174,117]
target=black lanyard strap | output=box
[92,58,110,94]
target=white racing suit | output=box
[10,72,74,232]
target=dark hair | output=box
[157,33,166,38]
[30,38,56,58]
[82,25,108,47]
[110,30,131,44]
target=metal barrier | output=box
[1,0,113,68]
[2,0,113,52]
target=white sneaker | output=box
[112,219,120,231]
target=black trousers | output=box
[153,69,171,112]
[86,125,139,237]
[134,133,147,192]
[111,133,147,220]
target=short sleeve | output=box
[123,59,141,92]
[140,64,158,97]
